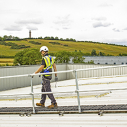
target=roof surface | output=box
[0,76,127,126]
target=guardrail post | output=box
[74,69,81,113]
[30,76,35,113]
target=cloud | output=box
[99,3,113,7]
[55,28,59,30]
[15,19,43,25]
[123,27,127,30]
[104,39,127,46]
[92,17,107,21]
[53,15,73,27]
[26,26,38,30]
[93,22,111,28]
[14,19,42,31]
[112,28,120,32]
[62,27,70,30]
[4,26,22,31]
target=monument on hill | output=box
[29,30,31,38]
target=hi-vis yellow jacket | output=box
[42,55,54,77]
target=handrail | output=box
[76,65,127,72]
[1,64,127,79]
[1,87,127,97]
[0,64,127,113]
[0,70,74,79]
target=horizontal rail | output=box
[77,87,127,92]
[0,74,29,79]
[76,65,127,72]
[1,65,127,79]
[0,87,127,97]
[0,70,74,79]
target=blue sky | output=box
[0,0,127,45]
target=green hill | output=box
[0,39,127,57]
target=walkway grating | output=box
[0,104,127,114]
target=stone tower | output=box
[29,30,31,38]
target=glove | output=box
[55,76,58,81]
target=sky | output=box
[0,0,127,46]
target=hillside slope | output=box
[0,39,127,56]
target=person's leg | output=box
[40,83,46,104]
[36,81,45,107]
[43,78,56,104]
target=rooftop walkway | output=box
[0,76,127,126]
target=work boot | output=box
[36,103,45,107]
[48,103,58,109]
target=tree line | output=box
[43,36,76,42]
[49,42,68,47]
[0,41,30,49]
[0,35,20,41]
[119,53,127,56]
[1,48,127,66]
[13,49,94,66]
[13,47,121,66]
[28,41,41,45]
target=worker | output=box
[35,46,58,109]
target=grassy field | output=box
[0,58,14,66]
[0,39,127,57]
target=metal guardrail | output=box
[0,65,127,114]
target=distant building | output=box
[29,30,31,38]
[82,56,127,65]
[53,56,127,65]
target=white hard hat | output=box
[40,46,49,52]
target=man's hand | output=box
[55,76,58,81]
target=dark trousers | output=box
[40,77,56,104]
